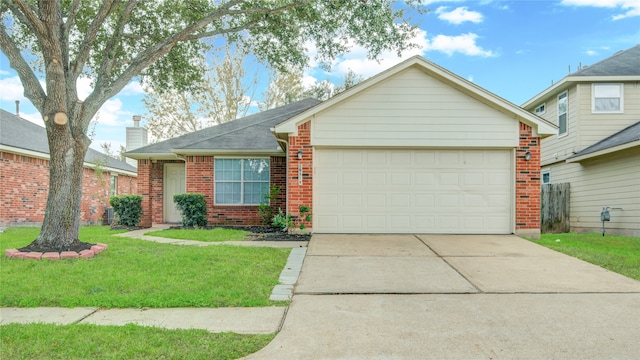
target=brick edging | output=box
[4,243,108,260]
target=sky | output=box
[1,0,639,154]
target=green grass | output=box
[529,232,640,280]
[0,226,290,308]
[144,227,250,242]
[0,323,274,360]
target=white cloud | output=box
[585,50,598,55]
[120,81,144,96]
[76,77,93,100]
[561,0,640,20]
[0,76,29,103]
[0,69,10,75]
[467,75,474,82]
[21,111,44,127]
[93,98,130,127]
[426,33,495,57]
[436,6,484,24]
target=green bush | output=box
[257,185,281,226]
[109,195,143,227]
[173,193,208,228]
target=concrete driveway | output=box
[247,234,640,359]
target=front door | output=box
[164,163,186,223]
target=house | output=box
[522,45,640,237]
[127,56,556,237]
[0,109,138,226]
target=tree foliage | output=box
[0,0,420,249]
[142,46,257,141]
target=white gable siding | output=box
[311,67,519,148]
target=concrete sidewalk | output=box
[0,306,285,334]
[247,234,640,359]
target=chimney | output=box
[15,100,19,116]
[125,115,148,168]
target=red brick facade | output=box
[515,122,541,236]
[287,121,313,226]
[0,151,137,226]
[138,156,286,227]
[136,121,542,235]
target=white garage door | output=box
[314,149,512,234]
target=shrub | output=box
[173,193,208,228]
[109,195,143,227]
[257,185,281,226]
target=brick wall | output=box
[287,121,313,228]
[515,123,541,237]
[0,151,136,226]
[138,156,286,227]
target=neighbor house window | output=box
[558,91,568,136]
[542,169,550,184]
[592,84,623,113]
[110,175,117,196]
[534,103,546,116]
[214,158,270,205]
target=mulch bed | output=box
[169,225,311,242]
[18,240,95,253]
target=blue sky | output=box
[1,0,639,154]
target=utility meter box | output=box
[601,208,610,222]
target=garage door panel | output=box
[314,149,512,233]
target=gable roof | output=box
[523,45,640,108]
[567,121,640,163]
[0,109,137,175]
[275,56,557,138]
[126,98,321,159]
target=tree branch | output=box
[70,0,120,80]
[0,23,46,113]
[9,0,47,40]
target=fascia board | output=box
[522,76,640,108]
[566,140,640,163]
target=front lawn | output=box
[530,233,640,280]
[144,227,249,242]
[1,323,274,360]
[0,226,290,308]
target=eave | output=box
[566,140,640,163]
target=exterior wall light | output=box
[297,149,303,160]
[524,151,532,161]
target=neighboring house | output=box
[0,109,138,226]
[522,45,640,237]
[127,56,556,237]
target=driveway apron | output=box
[247,234,640,359]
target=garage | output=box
[314,148,512,234]
[274,56,556,237]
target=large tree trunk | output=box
[29,109,91,251]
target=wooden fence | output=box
[541,183,570,233]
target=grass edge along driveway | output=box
[529,232,640,281]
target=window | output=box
[557,91,568,136]
[592,84,623,113]
[534,103,546,116]
[542,170,550,184]
[214,158,270,205]
[110,175,117,196]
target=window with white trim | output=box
[110,175,118,196]
[558,91,568,136]
[542,169,550,184]
[534,103,546,116]
[214,158,270,205]
[592,83,623,113]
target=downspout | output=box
[273,136,289,218]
